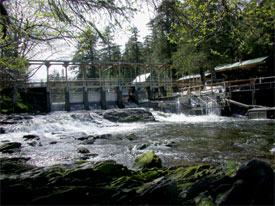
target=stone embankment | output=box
[0,152,274,205]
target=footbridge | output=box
[9,60,174,112]
[1,60,274,113]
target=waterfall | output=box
[176,98,182,114]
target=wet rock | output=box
[0,157,273,206]
[138,177,181,205]
[0,127,5,134]
[103,108,155,122]
[124,134,138,141]
[28,141,37,147]
[76,136,90,141]
[70,113,94,121]
[137,143,150,150]
[77,147,90,154]
[95,134,112,139]
[23,134,40,141]
[0,142,22,153]
[0,157,33,175]
[218,159,274,205]
[133,151,162,170]
[82,139,95,145]
[0,115,33,125]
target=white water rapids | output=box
[0,110,274,168]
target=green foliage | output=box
[1,93,28,113]
[168,0,274,77]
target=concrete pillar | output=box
[46,87,51,112]
[45,61,51,112]
[101,87,107,109]
[117,86,124,108]
[161,86,167,97]
[45,61,50,87]
[148,86,153,100]
[134,86,139,104]
[83,86,89,110]
[65,87,70,111]
[63,62,69,87]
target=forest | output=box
[0,0,274,82]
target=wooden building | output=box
[214,56,274,81]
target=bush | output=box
[0,92,29,113]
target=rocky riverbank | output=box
[1,152,274,205]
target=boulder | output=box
[0,127,5,134]
[0,142,22,153]
[218,159,274,205]
[0,157,33,175]
[133,151,162,170]
[23,134,40,141]
[77,147,90,154]
[103,108,155,122]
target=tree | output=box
[71,27,99,79]
[148,0,178,65]
[122,27,143,63]
[99,26,121,62]
[0,0,71,82]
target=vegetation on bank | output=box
[0,92,29,114]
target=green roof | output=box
[215,56,268,72]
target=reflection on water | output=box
[0,110,274,168]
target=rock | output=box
[76,136,90,141]
[103,108,155,122]
[0,127,5,134]
[0,157,33,175]
[23,134,40,141]
[124,134,138,141]
[138,177,181,205]
[49,141,58,145]
[0,142,22,153]
[0,158,273,206]
[71,113,93,121]
[82,139,95,145]
[77,147,90,154]
[28,141,37,147]
[218,159,274,205]
[137,143,150,150]
[133,151,162,170]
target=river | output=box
[0,110,274,168]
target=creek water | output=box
[0,110,274,169]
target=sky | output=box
[31,9,153,81]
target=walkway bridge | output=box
[2,60,173,112]
[1,60,274,113]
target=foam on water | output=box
[152,111,231,123]
[1,110,274,168]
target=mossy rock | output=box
[133,152,162,170]
[103,108,155,122]
[0,142,22,153]
[0,157,33,175]
[77,147,90,154]
[93,160,131,179]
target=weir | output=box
[1,59,274,115]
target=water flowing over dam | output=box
[1,111,274,168]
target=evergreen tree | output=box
[71,28,99,79]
